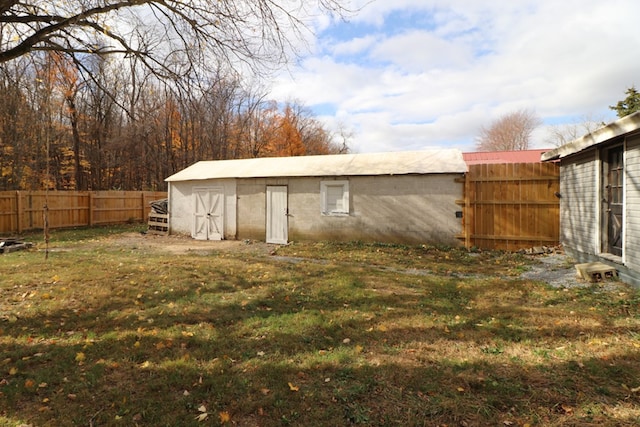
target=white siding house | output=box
[165,150,467,246]
[542,111,640,286]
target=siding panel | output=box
[560,150,597,255]
[625,135,640,271]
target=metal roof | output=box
[542,111,640,161]
[463,149,551,165]
[165,149,467,182]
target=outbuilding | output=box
[165,149,467,245]
[542,111,640,286]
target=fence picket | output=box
[0,191,167,234]
[458,162,560,251]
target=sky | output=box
[269,0,640,154]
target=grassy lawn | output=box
[1,226,640,426]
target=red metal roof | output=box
[463,149,552,165]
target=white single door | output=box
[266,186,288,244]
[193,188,224,240]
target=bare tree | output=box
[476,109,542,151]
[543,114,607,147]
[0,1,351,81]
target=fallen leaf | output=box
[9,367,18,375]
[457,387,465,392]
[198,405,207,413]
[219,411,231,423]
[288,382,299,392]
[24,379,36,389]
[195,412,209,421]
[75,352,85,363]
[260,388,271,395]
[560,404,574,414]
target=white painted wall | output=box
[234,174,463,245]
[169,174,463,245]
[168,179,237,238]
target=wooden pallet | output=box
[148,213,168,235]
[575,262,618,282]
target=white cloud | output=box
[329,35,378,57]
[370,30,474,72]
[270,0,640,153]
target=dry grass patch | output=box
[1,227,640,426]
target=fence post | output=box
[15,190,22,233]
[141,192,146,222]
[464,173,472,248]
[88,192,93,226]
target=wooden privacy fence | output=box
[457,163,560,251]
[0,191,167,234]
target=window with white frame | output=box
[321,180,349,215]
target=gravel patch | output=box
[520,253,624,291]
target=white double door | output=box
[193,187,224,240]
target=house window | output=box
[321,180,349,215]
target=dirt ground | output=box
[98,232,605,290]
[103,232,280,255]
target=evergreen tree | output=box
[610,86,640,118]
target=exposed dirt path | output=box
[65,232,624,290]
[102,232,278,256]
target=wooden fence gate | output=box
[457,163,560,251]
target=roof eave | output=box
[542,111,640,162]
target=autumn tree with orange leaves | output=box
[0,58,349,191]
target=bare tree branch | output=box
[1,0,352,77]
[0,1,148,63]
